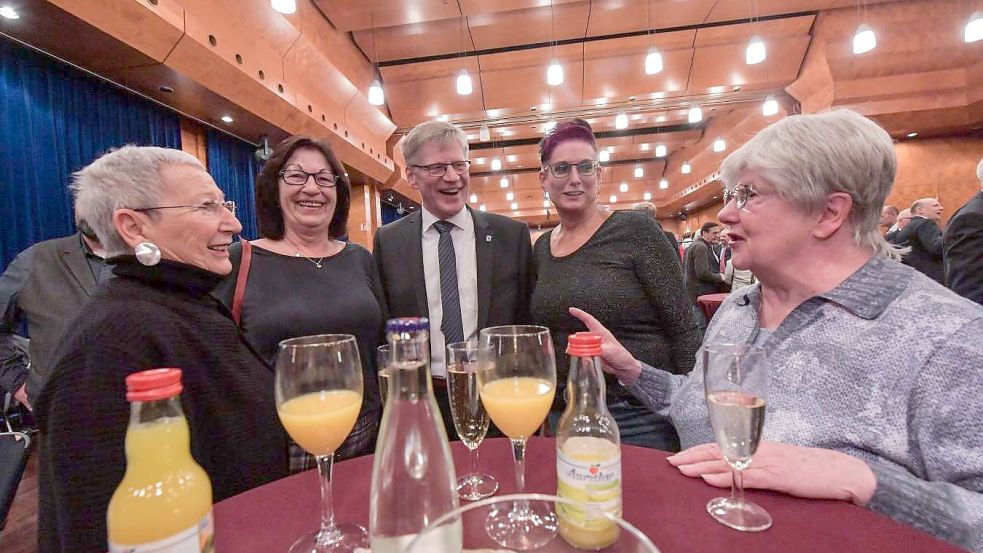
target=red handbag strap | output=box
[231,240,252,325]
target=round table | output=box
[697,293,729,321]
[214,438,962,552]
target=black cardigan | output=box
[35,257,288,553]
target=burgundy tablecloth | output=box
[214,438,963,553]
[697,293,729,321]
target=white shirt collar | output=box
[421,206,472,235]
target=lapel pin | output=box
[486,235,493,242]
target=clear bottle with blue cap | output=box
[369,317,462,552]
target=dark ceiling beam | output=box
[469,122,702,150]
[378,11,817,67]
[470,155,667,177]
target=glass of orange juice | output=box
[276,334,368,553]
[477,325,557,550]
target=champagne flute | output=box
[446,341,499,501]
[376,344,390,408]
[702,343,771,532]
[276,334,370,552]
[477,325,557,550]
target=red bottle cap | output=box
[566,332,602,357]
[125,368,183,402]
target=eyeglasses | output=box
[728,183,759,209]
[135,200,236,217]
[543,159,599,179]
[279,169,338,188]
[410,161,471,177]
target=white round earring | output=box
[134,242,161,266]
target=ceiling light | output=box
[479,204,487,211]
[511,202,519,210]
[762,96,779,116]
[599,150,610,162]
[643,191,652,201]
[620,182,629,193]
[0,6,19,19]
[544,120,557,132]
[659,178,669,190]
[469,194,478,203]
[609,195,618,203]
[640,144,650,151]
[645,47,664,75]
[271,0,297,14]
[634,167,644,179]
[506,192,514,201]
[367,80,385,106]
[906,132,918,138]
[688,107,703,123]
[479,125,491,141]
[491,158,502,171]
[543,199,551,208]
[436,114,449,122]
[966,11,983,42]
[655,144,667,157]
[745,35,766,65]
[853,23,876,54]
[456,68,473,95]
[713,139,726,152]
[220,115,234,123]
[500,177,509,188]
[615,113,629,130]
[681,161,691,174]
[547,59,564,86]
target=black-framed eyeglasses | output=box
[543,159,599,179]
[728,183,759,209]
[134,200,236,217]
[279,169,338,188]
[410,161,471,177]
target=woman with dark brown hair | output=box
[216,135,385,468]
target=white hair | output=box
[720,109,904,260]
[402,121,469,166]
[72,145,206,257]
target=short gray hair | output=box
[72,145,206,257]
[720,109,902,260]
[632,201,657,218]
[402,121,468,166]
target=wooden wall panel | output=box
[890,137,983,228]
[180,118,209,164]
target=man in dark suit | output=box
[895,197,945,283]
[373,120,535,433]
[944,159,983,305]
[682,221,727,327]
[0,220,109,408]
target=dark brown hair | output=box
[538,118,597,165]
[700,221,721,235]
[255,135,350,239]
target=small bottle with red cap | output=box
[555,332,623,550]
[107,368,215,552]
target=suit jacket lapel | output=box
[61,235,97,296]
[471,208,494,331]
[408,212,429,316]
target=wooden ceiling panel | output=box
[582,47,694,103]
[693,15,814,46]
[468,3,592,51]
[583,30,697,59]
[480,49,585,112]
[313,0,460,32]
[686,36,810,92]
[587,0,718,36]
[703,0,828,23]
[459,0,584,17]
[353,18,469,63]
[383,77,487,127]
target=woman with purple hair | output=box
[530,119,700,451]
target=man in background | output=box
[880,204,899,234]
[944,158,983,304]
[0,219,109,409]
[632,201,679,257]
[894,197,945,283]
[682,221,728,327]
[886,208,912,244]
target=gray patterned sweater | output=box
[625,255,983,552]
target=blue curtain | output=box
[0,37,181,272]
[206,129,259,240]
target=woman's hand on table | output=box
[667,441,877,506]
[568,307,643,384]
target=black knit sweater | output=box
[35,257,288,553]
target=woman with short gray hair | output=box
[36,145,288,553]
[570,110,983,551]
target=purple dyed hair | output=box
[538,118,597,165]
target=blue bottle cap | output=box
[386,317,430,333]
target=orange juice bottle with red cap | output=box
[107,368,215,552]
[555,333,622,550]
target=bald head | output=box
[911,198,943,222]
[896,208,912,229]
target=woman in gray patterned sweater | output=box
[570,110,983,552]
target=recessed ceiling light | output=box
[368,80,385,106]
[270,0,297,14]
[469,194,478,203]
[906,132,918,138]
[436,114,449,122]
[599,150,610,162]
[220,115,234,123]
[643,191,652,201]
[479,204,487,211]
[491,158,502,171]
[511,202,519,210]
[609,195,618,203]
[500,177,509,188]
[0,6,19,19]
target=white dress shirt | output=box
[421,207,478,377]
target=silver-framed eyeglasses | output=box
[729,183,759,209]
[543,159,599,179]
[134,200,236,217]
[279,169,338,188]
[410,161,471,177]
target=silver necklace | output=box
[294,252,325,269]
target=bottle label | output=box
[556,449,622,530]
[109,511,215,553]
